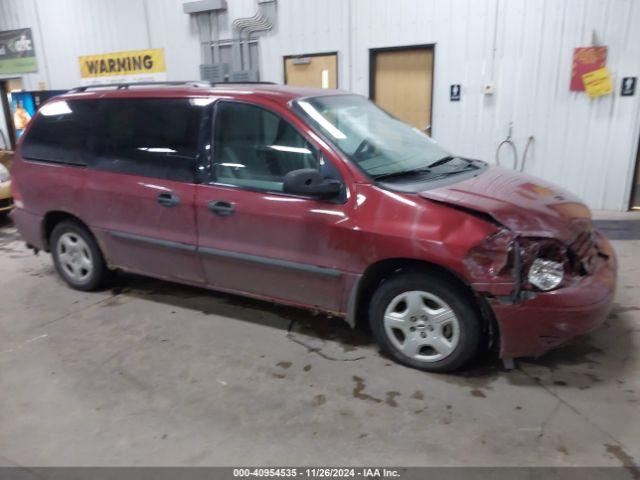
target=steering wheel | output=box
[353,138,377,162]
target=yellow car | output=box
[0,151,14,218]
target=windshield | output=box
[294,94,468,179]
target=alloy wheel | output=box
[56,232,94,283]
[383,290,460,363]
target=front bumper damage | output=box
[465,228,617,359]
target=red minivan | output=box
[11,82,617,372]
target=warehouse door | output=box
[371,46,434,133]
[284,53,337,89]
[0,78,24,149]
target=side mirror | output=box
[282,169,342,199]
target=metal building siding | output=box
[260,0,350,85]
[0,0,151,88]
[145,0,200,80]
[263,0,640,211]
[0,0,639,210]
[37,0,151,87]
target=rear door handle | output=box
[157,192,180,207]
[208,200,235,217]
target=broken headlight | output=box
[527,258,564,291]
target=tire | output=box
[368,271,482,373]
[50,221,110,291]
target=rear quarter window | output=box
[21,97,206,183]
[21,99,99,166]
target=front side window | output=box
[294,94,475,181]
[93,98,204,182]
[213,101,319,191]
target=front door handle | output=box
[208,200,235,217]
[157,192,180,207]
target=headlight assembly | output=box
[0,164,9,183]
[528,258,564,291]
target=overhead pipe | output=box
[242,15,273,71]
[232,2,275,72]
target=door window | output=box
[213,101,319,191]
[93,98,204,182]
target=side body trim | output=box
[109,230,197,252]
[109,230,343,278]
[198,246,343,278]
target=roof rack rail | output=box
[67,81,211,93]
[68,80,277,93]
[211,81,277,86]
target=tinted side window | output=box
[93,98,204,182]
[213,101,319,191]
[21,99,99,166]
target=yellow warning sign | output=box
[79,48,166,79]
[582,67,613,98]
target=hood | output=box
[418,166,592,243]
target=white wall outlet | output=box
[483,83,495,95]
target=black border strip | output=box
[110,230,196,252]
[629,132,640,209]
[109,230,342,278]
[199,246,342,278]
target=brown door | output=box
[284,53,338,89]
[371,46,434,132]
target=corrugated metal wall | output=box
[1,0,639,210]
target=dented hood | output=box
[418,166,592,243]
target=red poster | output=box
[570,46,607,91]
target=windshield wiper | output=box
[373,167,431,181]
[427,155,457,168]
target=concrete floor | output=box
[0,213,639,468]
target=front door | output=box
[371,46,434,133]
[195,99,349,311]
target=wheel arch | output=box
[42,211,93,252]
[347,257,499,349]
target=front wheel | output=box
[50,221,110,291]
[369,271,482,372]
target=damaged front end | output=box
[463,219,615,359]
[465,227,610,300]
[417,168,616,359]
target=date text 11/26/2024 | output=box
[233,468,401,478]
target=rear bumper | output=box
[11,207,45,250]
[491,234,617,359]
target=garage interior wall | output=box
[1,0,639,211]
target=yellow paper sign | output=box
[582,67,613,98]
[79,48,166,79]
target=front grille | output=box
[0,197,13,209]
[569,229,599,275]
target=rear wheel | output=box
[50,221,109,291]
[369,271,482,372]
